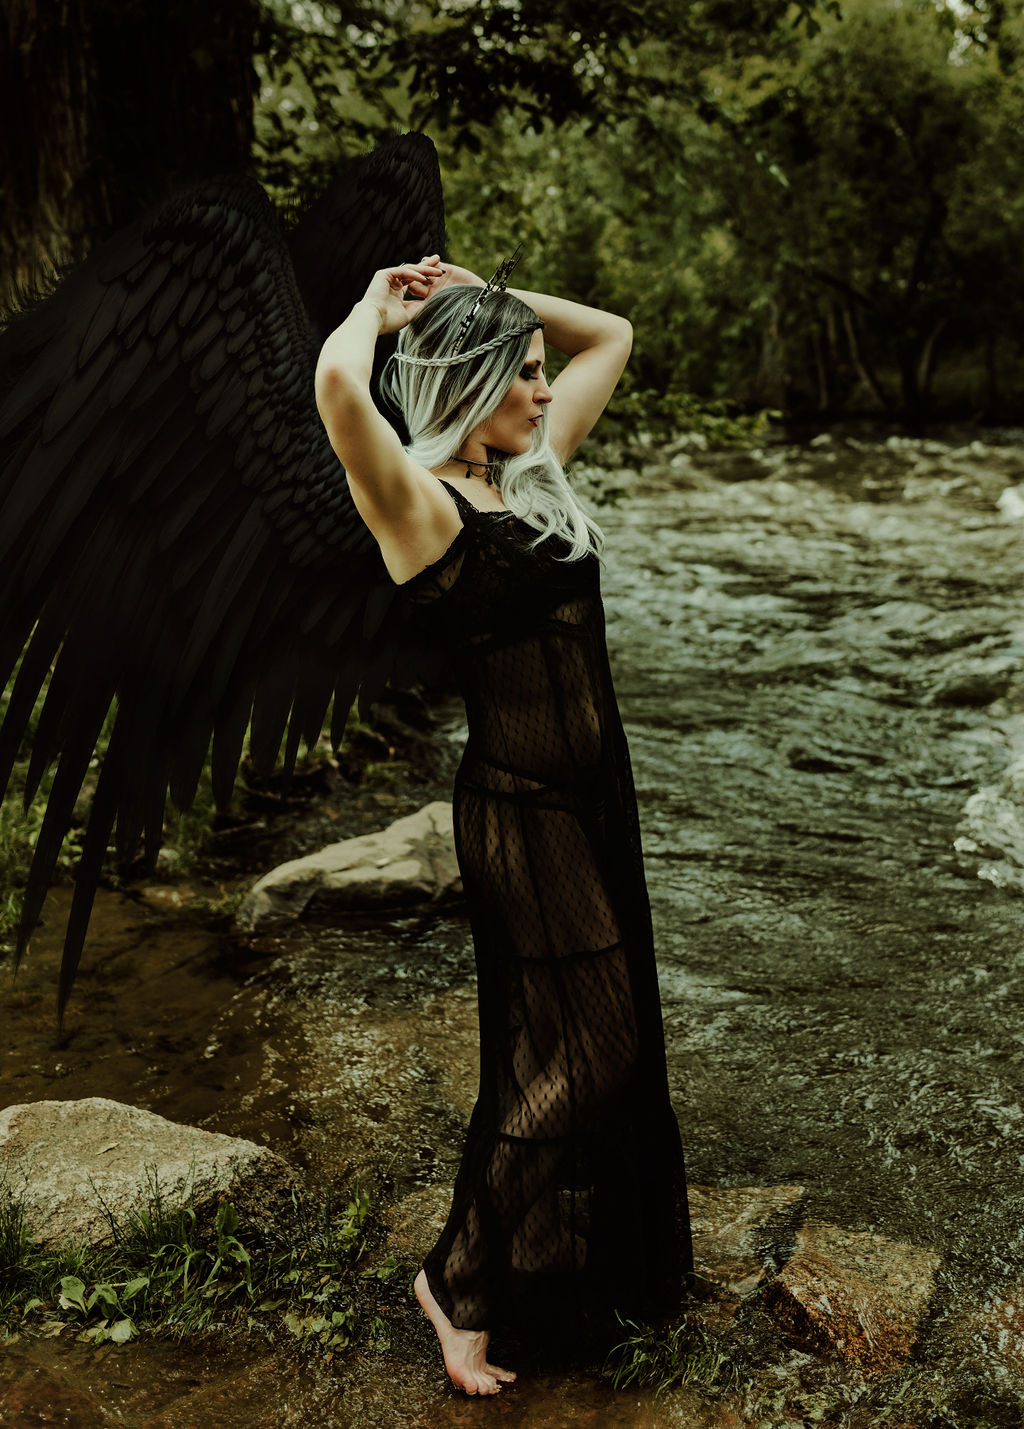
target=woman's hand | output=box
[361,257,445,334]
[405,259,485,302]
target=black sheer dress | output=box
[400,480,692,1340]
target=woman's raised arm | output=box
[314,258,443,525]
[507,288,632,463]
[314,258,475,583]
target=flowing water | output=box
[3,429,1024,1426]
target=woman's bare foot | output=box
[414,1269,517,1396]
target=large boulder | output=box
[0,1098,296,1248]
[764,1223,941,1375]
[235,801,461,933]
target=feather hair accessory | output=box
[450,244,523,355]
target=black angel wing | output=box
[0,132,445,1016]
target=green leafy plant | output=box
[0,1175,399,1355]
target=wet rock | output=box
[0,1097,297,1248]
[135,882,198,912]
[997,484,1024,521]
[688,1183,805,1297]
[955,756,1024,894]
[963,1278,1024,1382]
[235,801,460,932]
[765,1223,940,1375]
[926,657,1019,707]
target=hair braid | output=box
[392,322,539,369]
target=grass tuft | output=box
[604,1312,745,1401]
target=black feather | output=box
[0,134,448,1017]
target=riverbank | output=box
[3,430,1024,1426]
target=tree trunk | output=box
[752,295,789,408]
[896,342,921,419]
[985,329,999,413]
[811,323,830,411]
[1,0,94,303]
[841,303,891,412]
[916,315,949,411]
[1,0,258,311]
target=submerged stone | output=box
[962,1279,1024,1384]
[765,1223,940,1375]
[688,1183,805,1297]
[382,1184,453,1262]
[955,757,1024,895]
[0,1097,296,1248]
[235,800,461,932]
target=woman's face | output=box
[476,329,552,454]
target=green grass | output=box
[603,1312,746,1401]
[0,1174,411,1353]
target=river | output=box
[2,429,1024,1427]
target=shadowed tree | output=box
[0,0,258,305]
[0,0,838,308]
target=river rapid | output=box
[2,429,1024,1427]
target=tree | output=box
[1,0,839,307]
[711,0,1024,415]
[0,0,257,305]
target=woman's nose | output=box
[534,384,553,405]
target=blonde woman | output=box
[315,256,692,1395]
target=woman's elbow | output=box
[314,366,369,450]
[314,362,358,414]
[610,314,633,352]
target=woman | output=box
[315,256,692,1395]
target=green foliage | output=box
[424,1,1024,419]
[0,1175,406,1353]
[604,1312,745,1400]
[250,0,840,203]
[602,1310,1021,1425]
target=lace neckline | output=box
[438,478,508,517]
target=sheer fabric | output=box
[400,481,692,1339]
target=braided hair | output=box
[391,323,539,369]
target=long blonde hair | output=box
[380,286,603,561]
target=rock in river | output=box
[235,800,461,932]
[955,756,1024,895]
[765,1222,941,1375]
[688,1182,805,1297]
[0,1097,296,1248]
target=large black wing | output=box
[0,133,445,1016]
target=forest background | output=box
[3,0,1024,430]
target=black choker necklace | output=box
[459,457,500,488]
